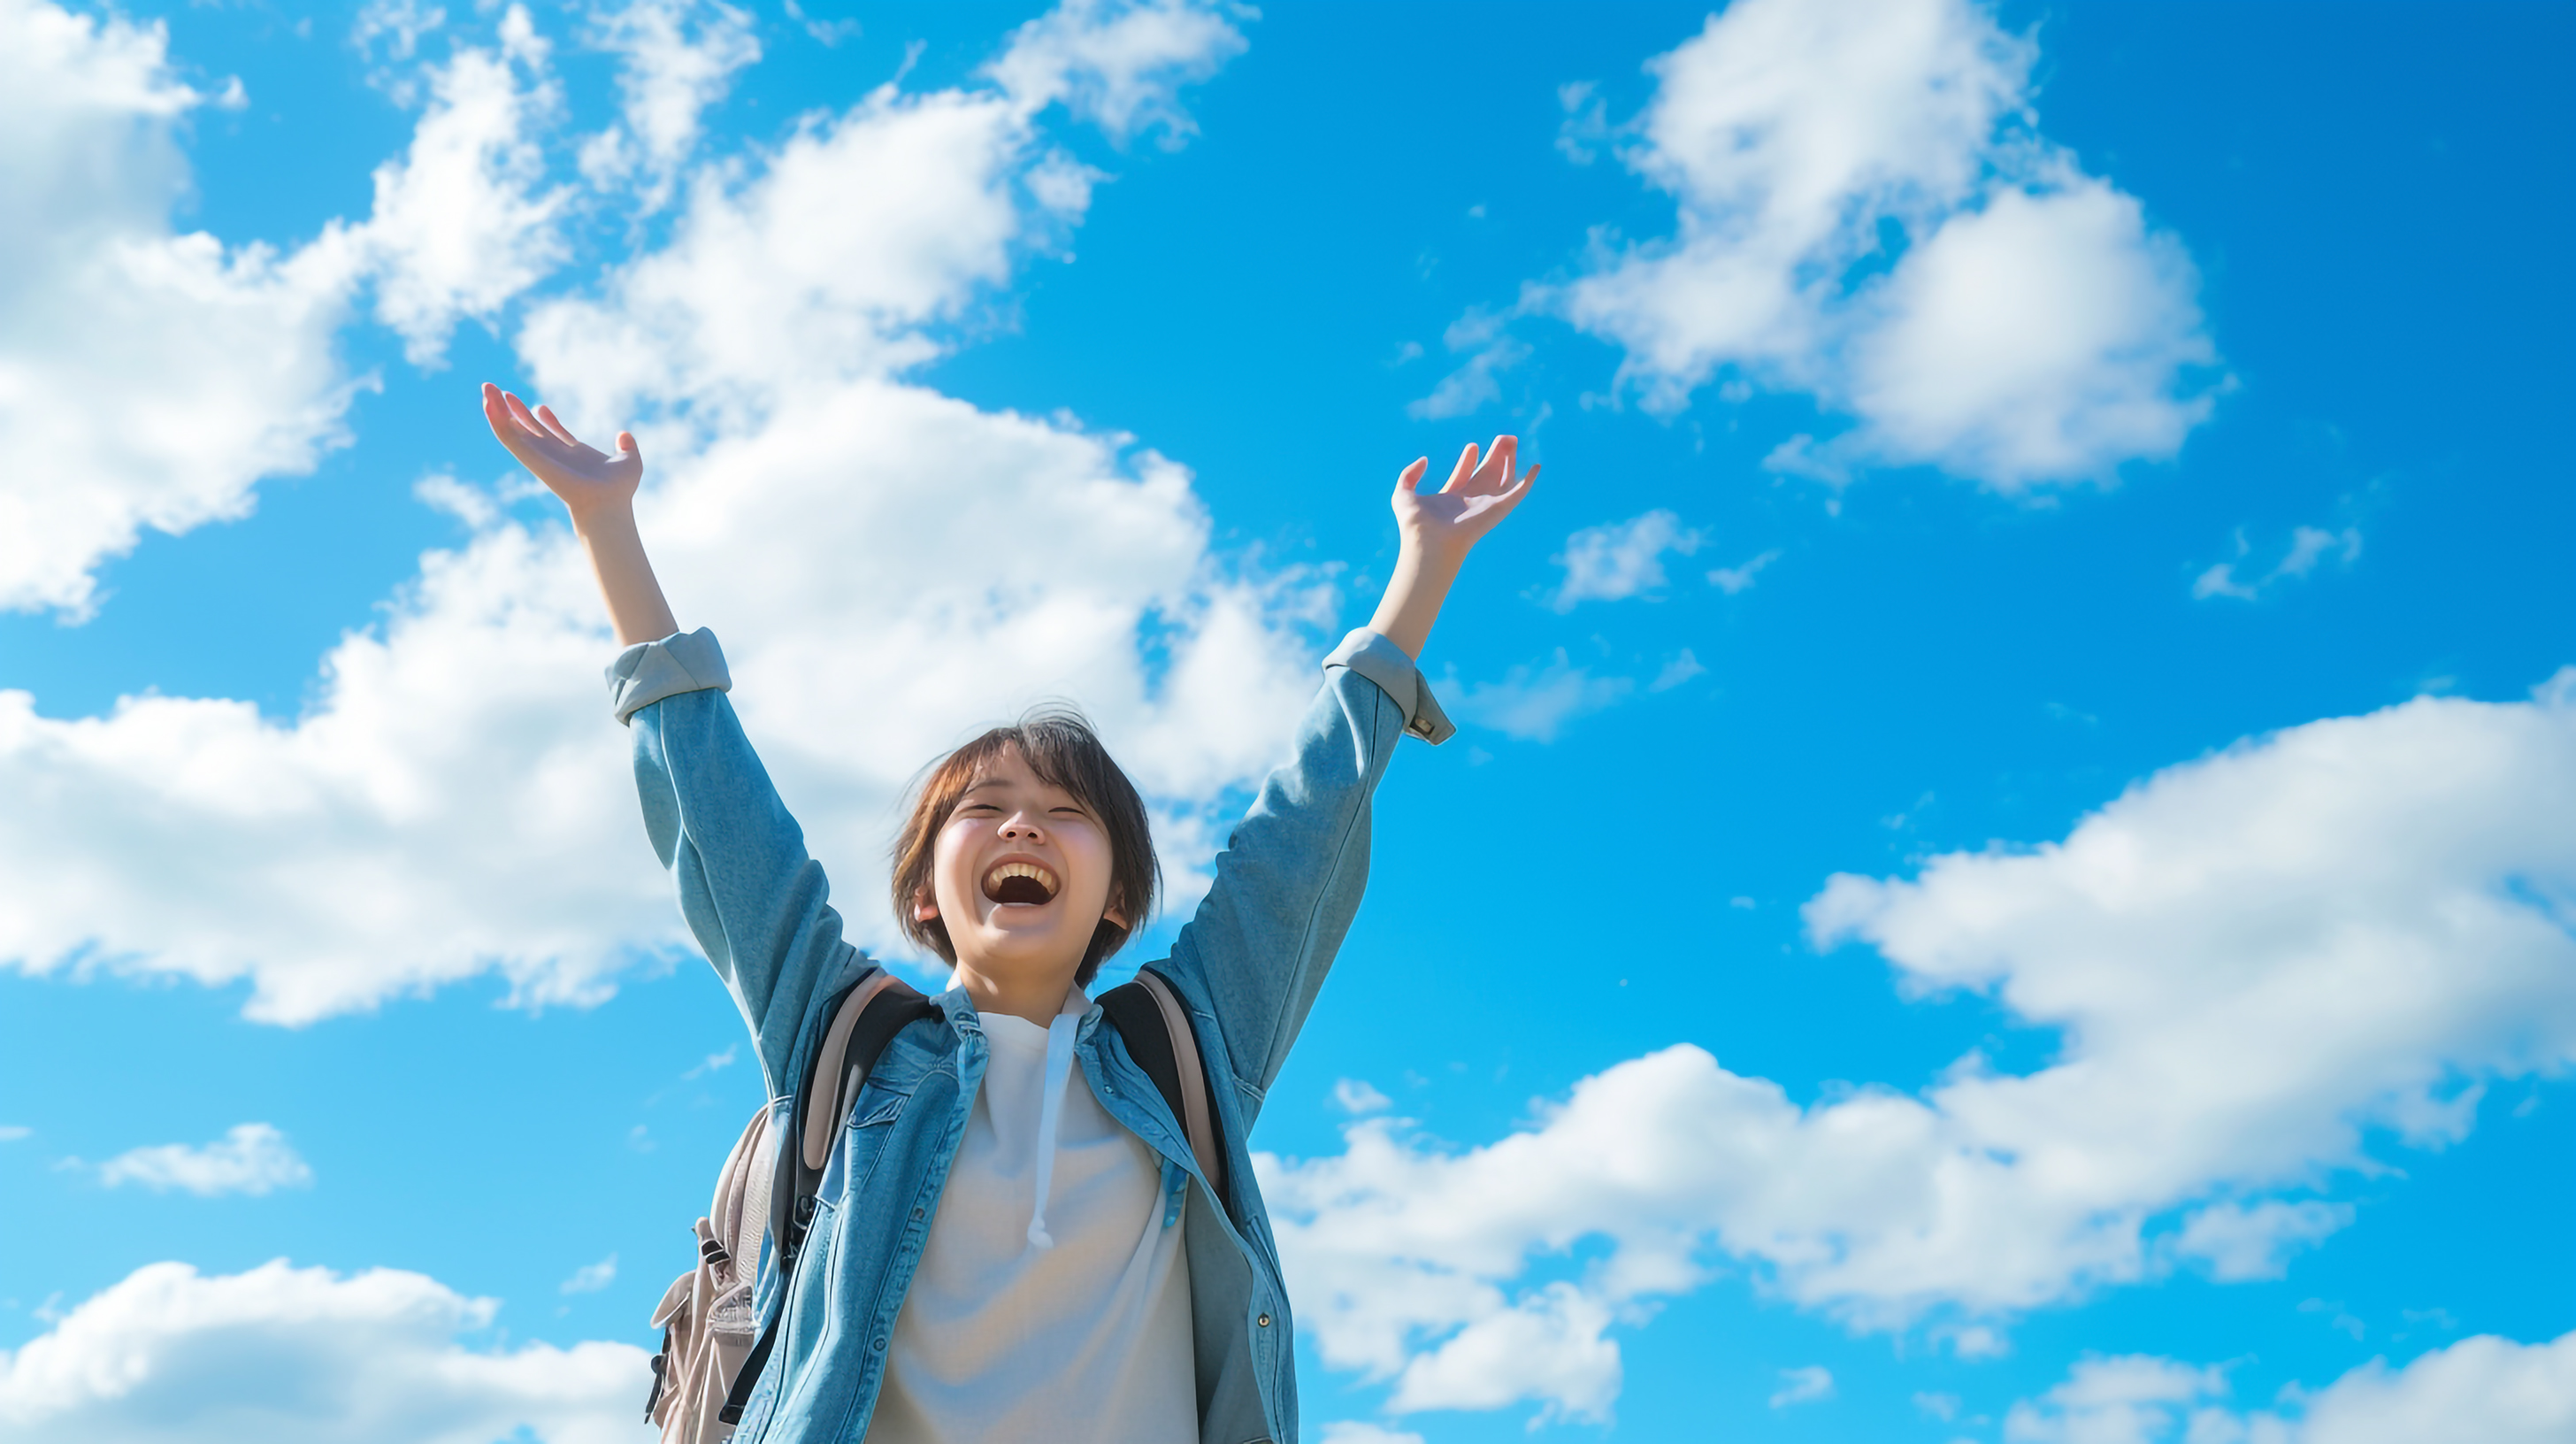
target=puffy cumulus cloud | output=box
[359,5,572,365]
[520,81,1054,426]
[577,0,762,208]
[1468,0,2216,490]
[1550,508,1702,611]
[0,1259,648,1444]
[0,0,1294,1024]
[1264,678,2576,1419]
[97,1123,315,1196]
[0,0,365,617]
[2004,1330,2576,1444]
[0,0,583,617]
[985,0,1250,146]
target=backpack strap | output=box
[722,966,939,1428]
[1099,967,1228,1210]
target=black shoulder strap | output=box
[722,971,939,1427]
[1099,967,1228,1211]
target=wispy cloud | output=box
[97,1124,314,1197]
[1769,1365,1833,1408]
[560,1254,617,1294]
[1331,1079,1392,1116]
[1408,307,1531,420]
[1649,649,1706,692]
[1550,510,1702,611]
[1444,652,1636,742]
[1707,548,1781,595]
[2193,523,2363,601]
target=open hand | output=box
[480,382,641,520]
[1393,436,1538,565]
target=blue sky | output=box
[1,1,2571,1440]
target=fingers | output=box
[502,388,548,440]
[532,403,582,449]
[616,430,640,462]
[481,382,544,462]
[1395,457,1430,494]
[1441,442,1480,493]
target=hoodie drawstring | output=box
[1025,1010,1079,1249]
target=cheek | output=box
[1070,832,1121,908]
[931,826,982,906]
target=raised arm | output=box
[1367,434,1538,660]
[481,382,678,645]
[1168,437,1535,1102]
[482,382,849,1094]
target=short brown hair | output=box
[889,707,1160,986]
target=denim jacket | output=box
[609,626,1451,1444]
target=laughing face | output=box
[916,743,1126,986]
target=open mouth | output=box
[982,861,1060,906]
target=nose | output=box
[1000,818,1044,842]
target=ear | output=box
[1102,904,1128,930]
[913,886,939,923]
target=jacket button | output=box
[911,1207,924,1220]
[1256,1313,1271,1328]
[872,1338,887,1352]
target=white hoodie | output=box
[866,988,1196,1443]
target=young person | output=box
[480,381,1535,1444]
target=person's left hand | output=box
[1392,435,1538,566]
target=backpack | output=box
[643,965,1226,1443]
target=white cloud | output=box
[682,1043,738,1079]
[1386,1282,1620,1423]
[2004,1330,2576,1444]
[1533,0,2220,490]
[0,0,367,618]
[1409,308,1532,421]
[2195,524,2363,602]
[1265,676,2576,1418]
[1770,1364,1833,1408]
[520,80,1067,427]
[0,1125,29,1143]
[1317,1425,1422,1444]
[1441,650,1635,742]
[577,0,761,208]
[1550,509,1702,611]
[2171,1199,2354,1282]
[2003,1355,2227,1444]
[0,0,1284,1025]
[983,0,1250,147]
[1333,1079,1392,1115]
[0,1258,649,1444]
[1707,547,1780,595]
[96,1123,314,1196]
[358,7,571,365]
[0,0,593,617]
[559,1255,617,1294]
[1648,649,1705,693]
[353,0,449,83]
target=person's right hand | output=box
[481,382,641,520]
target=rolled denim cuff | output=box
[606,627,732,725]
[1322,627,1453,744]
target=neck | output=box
[949,956,1082,1026]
